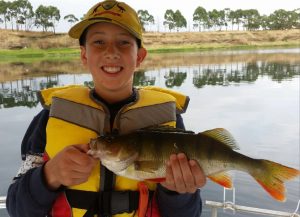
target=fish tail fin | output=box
[251,160,300,202]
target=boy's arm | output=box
[156,184,202,217]
[6,109,61,217]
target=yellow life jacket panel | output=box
[40,85,189,217]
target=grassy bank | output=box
[0,48,79,62]
[0,43,298,63]
[0,29,299,61]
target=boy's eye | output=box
[119,40,130,46]
[93,40,105,45]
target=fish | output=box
[87,127,300,202]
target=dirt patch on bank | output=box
[0,29,299,50]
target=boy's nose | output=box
[104,44,120,60]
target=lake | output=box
[0,48,299,217]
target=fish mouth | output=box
[102,66,123,74]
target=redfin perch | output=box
[88,127,300,202]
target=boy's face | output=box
[80,22,147,101]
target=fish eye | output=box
[104,136,114,143]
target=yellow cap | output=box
[68,0,143,47]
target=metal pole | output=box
[211,207,218,217]
[0,196,6,209]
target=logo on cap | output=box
[92,1,126,18]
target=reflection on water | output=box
[0,60,299,108]
[0,49,299,217]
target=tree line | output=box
[0,0,299,33]
[140,7,300,31]
[0,0,77,33]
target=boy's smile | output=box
[102,66,123,74]
[80,22,147,103]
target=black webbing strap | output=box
[65,163,154,217]
[65,188,152,216]
[100,164,115,217]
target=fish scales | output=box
[88,127,300,202]
[135,131,250,175]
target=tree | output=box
[288,10,299,29]
[207,9,220,30]
[14,0,34,31]
[35,5,50,32]
[47,6,60,33]
[64,14,78,26]
[193,6,207,31]
[268,9,293,30]
[223,8,231,30]
[233,9,244,30]
[260,15,271,30]
[0,0,9,29]
[243,9,260,31]
[137,10,154,31]
[35,5,60,33]
[163,9,186,32]
[163,9,176,31]
[6,1,17,30]
[217,9,226,30]
[174,10,187,31]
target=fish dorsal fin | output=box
[139,125,195,134]
[201,128,239,150]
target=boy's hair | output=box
[69,0,143,48]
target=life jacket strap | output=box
[65,189,154,216]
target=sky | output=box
[26,0,300,32]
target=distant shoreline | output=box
[0,29,299,61]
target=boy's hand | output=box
[161,153,206,193]
[44,144,98,190]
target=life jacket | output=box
[39,85,189,217]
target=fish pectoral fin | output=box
[200,128,239,150]
[208,172,233,188]
[145,177,166,183]
[134,161,160,173]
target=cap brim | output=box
[68,18,141,41]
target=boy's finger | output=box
[189,160,206,188]
[178,153,196,189]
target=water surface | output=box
[0,48,299,216]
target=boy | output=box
[6,1,206,216]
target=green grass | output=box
[0,42,299,63]
[0,48,80,62]
[147,42,300,53]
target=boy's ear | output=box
[80,46,87,66]
[136,47,147,67]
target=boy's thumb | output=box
[73,143,90,153]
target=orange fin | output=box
[145,178,166,183]
[208,172,232,188]
[251,160,300,202]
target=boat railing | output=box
[1,191,300,217]
[205,200,300,217]
[205,188,300,217]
